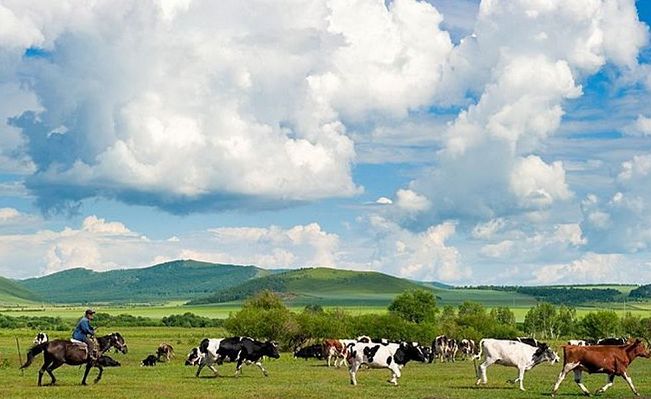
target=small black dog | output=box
[141,354,158,367]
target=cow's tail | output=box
[20,343,47,369]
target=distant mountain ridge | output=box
[20,260,269,303]
[189,267,434,306]
[0,276,41,305]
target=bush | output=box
[579,310,620,339]
[161,313,223,328]
[388,289,438,324]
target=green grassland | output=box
[1,327,651,399]
[0,276,40,306]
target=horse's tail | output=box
[20,342,47,369]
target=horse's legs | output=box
[45,360,63,386]
[82,362,93,385]
[94,366,104,384]
[38,359,51,386]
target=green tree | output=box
[490,307,516,326]
[388,289,438,323]
[579,310,620,339]
[523,303,559,339]
[556,306,578,337]
[457,302,493,335]
[621,312,645,338]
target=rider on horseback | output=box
[73,309,99,362]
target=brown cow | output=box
[551,339,650,397]
[156,343,175,362]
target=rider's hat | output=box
[85,308,96,315]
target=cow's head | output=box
[264,341,281,359]
[534,343,559,364]
[401,342,428,363]
[420,345,433,363]
[185,347,204,366]
[630,339,651,359]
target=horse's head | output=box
[109,332,128,354]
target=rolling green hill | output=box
[190,267,437,306]
[20,260,269,303]
[0,276,40,305]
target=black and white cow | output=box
[474,338,559,391]
[459,339,476,359]
[33,332,48,345]
[432,335,448,363]
[293,344,324,360]
[516,337,539,347]
[347,341,428,386]
[446,338,459,362]
[215,337,280,377]
[597,337,627,345]
[567,339,596,346]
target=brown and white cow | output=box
[156,343,175,362]
[323,339,355,368]
[551,339,650,397]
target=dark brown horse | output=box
[20,332,128,386]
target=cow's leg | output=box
[195,361,205,377]
[388,363,401,385]
[476,358,494,385]
[573,369,591,396]
[349,360,360,386]
[517,367,526,391]
[208,364,220,377]
[254,361,268,377]
[596,374,615,394]
[235,358,244,377]
[622,372,639,396]
[552,362,579,397]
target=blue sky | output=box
[1,0,651,284]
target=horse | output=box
[20,332,128,386]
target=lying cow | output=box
[156,343,174,362]
[597,337,627,345]
[141,354,158,367]
[551,339,649,397]
[293,344,324,360]
[567,339,596,346]
[347,341,428,386]
[474,338,559,391]
[97,355,121,367]
[33,332,48,345]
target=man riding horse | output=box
[73,309,99,361]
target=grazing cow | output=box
[347,342,428,386]
[551,339,650,397]
[474,338,559,391]
[323,339,354,368]
[156,343,174,362]
[293,344,324,361]
[459,339,476,360]
[597,337,627,345]
[567,339,596,346]
[446,338,459,362]
[215,337,280,377]
[432,335,449,363]
[141,354,158,367]
[33,332,48,346]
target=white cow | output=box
[33,332,48,345]
[474,338,559,391]
[347,342,427,386]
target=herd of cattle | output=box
[29,332,650,396]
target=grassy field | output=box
[2,298,651,324]
[1,328,651,398]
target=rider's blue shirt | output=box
[72,316,95,341]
